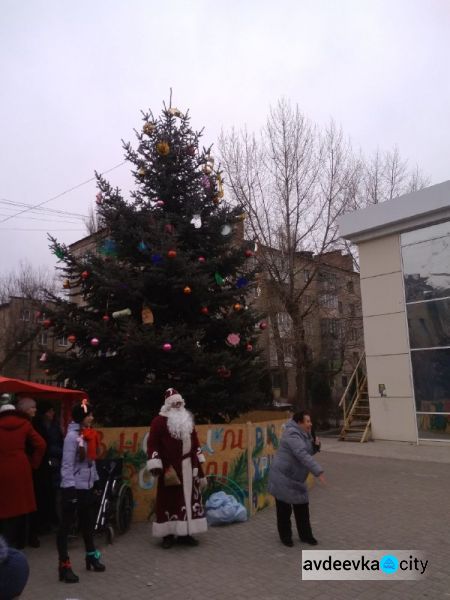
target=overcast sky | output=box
[1,0,449,276]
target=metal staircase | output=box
[338,353,371,442]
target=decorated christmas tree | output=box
[45,103,270,425]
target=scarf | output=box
[82,427,100,461]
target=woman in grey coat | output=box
[57,402,105,583]
[268,410,325,546]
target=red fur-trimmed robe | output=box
[147,415,207,537]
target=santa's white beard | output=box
[166,408,194,440]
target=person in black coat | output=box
[29,401,64,544]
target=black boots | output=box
[85,550,106,572]
[300,536,318,545]
[59,560,79,583]
[162,535,175,549]
[177,535,199,546]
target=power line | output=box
[0,228,86,232]
[0,198,87,219]
[0,161,126,224]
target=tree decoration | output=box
[217,366,231,378]
[53,245,65,260]
[63,279,71,289]
[164,223,175,234]
[39,352,47,362]
[138,167,147,176]
[214,272,225,285]
[183,286,192,295]
[99,239,118,257]
[102,315,110,322]
[143,122,156,135]
[245,249,253,258]
[200,306,209,315]
[201,175,211,190]
[236,277,249,289]
[67,335,77,344]
[167,107,183,117]
[167,249,177,259]
[152,253,163,264]
[259,321,268,330]
[112,308,132,319]
[155,199,165,207]
[246,344,253,352]
[162,343,172,352]
[142,305,154,325]
[81,271,89,280]
[90,338,100,347]
[220,224,232,236]
[96,192,103,204]
[217,174,224,199]
[233,303,243,312]
[156,141,170,156]
[43,319,52,329]
[186,145,196,156]
[190,214,202,229]
[226,333,240,346]
[198,256,206,263]
[138,241,148,252]
[45,369,51,375]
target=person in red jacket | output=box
[147,388,208,549]
[0,403,46,549]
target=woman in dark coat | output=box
[0,405,46,548]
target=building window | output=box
[319,293,338,309]
[347,280,354,293]
[349,328,358,342]
[58,336,68,347]
[338,301,343,314]
[39,332,48,346]
[341,375,348,387]
[20,309,31,322]
[320,318,340,338]
[304,270,311,282]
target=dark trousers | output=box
[275,499,314,542]
[57,489,95,560]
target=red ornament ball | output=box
[67,335,77,344]
[259,321,268,330]
[162,343,172,352]
[200,306,209,315]
[81,271,89,280]
[246,344,253,352]
[45,369,51,375]
[183,286,192,295]
[198,256,206,263]
[155,200,165,207]
[245,249,253,258]
[43,319,52,329]
[102,315,110,322]
[217,366,232,378]
[186,145,196,156]
[167,249,177,259]
[90,337,100,347]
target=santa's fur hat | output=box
[160,388,185,416]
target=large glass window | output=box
[401,221,450,440]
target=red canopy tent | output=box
[0,376,89,428]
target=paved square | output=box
[20,446,450,599]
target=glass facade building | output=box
[401,222,450,440]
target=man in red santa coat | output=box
[147,388,208,548]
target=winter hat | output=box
[0,404,15,413]
[164,388,184,407]
[0,536,30,599]
[71,399,93,423]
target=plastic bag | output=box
[205,491,247,525]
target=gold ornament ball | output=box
[156,141,170,156]
[233,303,243,311]
[138,167,147,177]
[183,286,192,295]
[143,122,156,135]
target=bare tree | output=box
[0,262,57,374]
[220,99,360,408]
